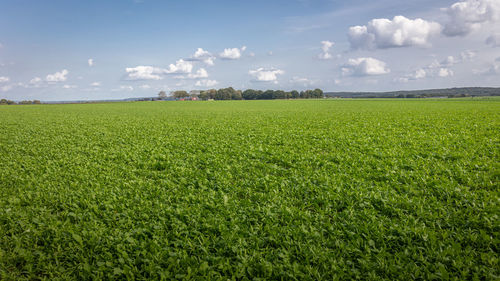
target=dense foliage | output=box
[198,88,323,100]
[0,99,498,280]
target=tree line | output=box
[0,99,41,105]
[164,88,324,100]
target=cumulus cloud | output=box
[63,84,77,89]
[341,57,390,76]
[139,84,151,89]
[188,68,208,79]
[164,59,193,74]
[443,0,500,37]
[289,76,317,86]
[486,33,500,47]
[0,76,9,83]
[195,79,218,87]
[249,68,284,82]
[90,82,101,87]
[398,52,472,82]
[88,59,94,67]
[125,60,194,80]
[318,40,334,59]
[438,68,454,77]
[125,66,164,80]
[348,16,441,49]
[30,77,42,84]
[46,69,69,82]
[219,46,246,60]
[190,48,216,65]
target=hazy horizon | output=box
[1,0,499,101]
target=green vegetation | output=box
[198,88,323,100]
[0,99,498,280]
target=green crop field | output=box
[0,99,498,280]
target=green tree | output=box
[313,88,324,98]
[216,87,236,100]
[158,91,167,99]
[172,91,189,99]
[242,89,257,100]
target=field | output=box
[0,99,498,280]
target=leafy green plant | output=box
[0,99,498,280]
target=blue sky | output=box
[0,0,499,100]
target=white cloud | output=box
[191,48,216,66]
[413,68,428,79]
[63,84,77,89]
[195,79,218,87]
[125,66,164,80]
[348,16,441,49]
[219,46,246,60]
[165,59,193,74]
[443,0,500,37]
[474,59,500,75]
[249,68,284,82]
[438,68,454,77]
[0,76,9,83]
[486,33,500,47]
[29,77,42,85]
[460,50,477,61]
[90,82,101,87]
[342,57,390,76]
[46,69,69,82]
[188,68,208,79]
[193,48,210,58]
[289,76,317,86]
[112,85,134,92]
[398,52,472,82]
[318,40,334,59]
[88,58,94,67]
[441,56,457,67]
[1,85,13,92]
[139,84,151,89]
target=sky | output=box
[0,0,499,101]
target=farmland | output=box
[0,99,498,280]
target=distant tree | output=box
[206,89,217,100]
[172,90,189,99]
[33,100,41,104]
[291,90,300,99]
[313,88,324,98]
[6,100,16,105]
[0,99,7,105]
[242,89,258,100]
[19,100,33,105]
[216,87,236,100]
[199,91,208,100]
[274,90,286,99]
[232,90,242,100]
[158,91,167,99]
[261,90,274,100]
